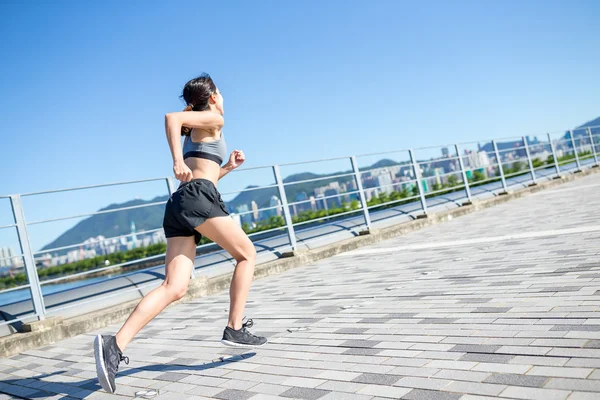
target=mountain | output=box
[578,116,600,130]
[41,196,167,252]
[557,116,600,140]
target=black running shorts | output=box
[162,179,229,244]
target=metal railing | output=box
[0,124,598,326]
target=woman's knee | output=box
[235,243,256,264]
[164,282,188,301]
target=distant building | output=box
[0,247,15,268]
[265,196,282,218]
[251,201,259,221]
[324,188,341,208]
[235,204,253,225]
[376,170,394,194]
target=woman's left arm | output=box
[219,150,245,180]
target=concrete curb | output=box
[1,166,598,358]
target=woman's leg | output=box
[195,216,256,330]
[115,236,196,351]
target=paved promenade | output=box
[0,173,599,400]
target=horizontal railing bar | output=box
[292,208,364,227]
[417,155,461,164]
[423,185,466,197]
[533,164,557,172]
[33,227,165,256]
[278,155,351,167]
[219,183,279,197]
[283,172,356,187]
[0,253,25,263]
[232,204,281,218]
[39,252,167,285]
[0,283,32,295]
[459,151,498,161]
[0,223,17,230]
[364,179,418,193]
[412,142,464,151]
[497,145,526,153]
[288,190,361,207]
[355,149,410,158]
[358,163,413,175]
[0,314,40,328]
[245,225,288,239]
[420,169,462,181]
[467,176,504,186]
[27,201,167,226]
[503,170,532,179]
[21,177,170,197]
[366,194,421,210]
[227,164,274,172]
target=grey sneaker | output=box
[94,334,129,393]
[221,318,267,348]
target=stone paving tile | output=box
[499,386,571,400]
[351,373,401,386]
[215,389,259,400]
[483,373,549,387]
[3,173,600,400]
[356,384,412,398]
[279,387,331,400]
[402,389,462,400]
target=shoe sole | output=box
[94,334,115,393]
[220,339,267,348]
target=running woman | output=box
[94,73,267,394]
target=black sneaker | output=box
[221,318,267,348]
[94,334,129,393]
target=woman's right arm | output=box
[164,111,224,182]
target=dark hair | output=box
[180,73,217,136]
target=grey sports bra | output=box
[182,132,227,165]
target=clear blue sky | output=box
[1,0,599,250]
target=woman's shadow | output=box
[0,352,257,399]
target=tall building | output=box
[251,201,259,221]
[376,170,394,194]
[309,196,317,211]
[130,221,138,249]
[235,204,252,226]
[269,195,282,217]
[0,247,15,268]
[324,188,341,208]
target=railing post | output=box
[522,136,537,185]
[454,144,473,205]
[273,165,297,253]
[166,177,176,195]
[350,156,372,233]
[569,130,582,172]
[492,140,508,194]
[587,127,599,167]
[10,195,46,320]
[408,149,427,218]
[548,133,561,179]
